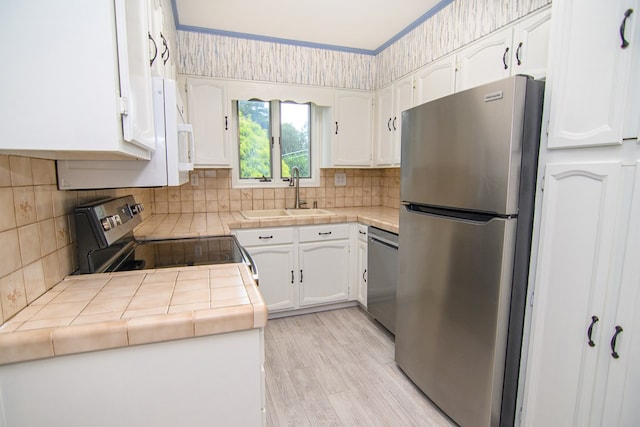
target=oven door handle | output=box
[240,246,259,284]
[92,240,137,274]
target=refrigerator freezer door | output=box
[400,76,543,215]
[395,206,517,427]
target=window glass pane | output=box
[280,102,311,178]
[238,100,271,179]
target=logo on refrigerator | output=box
[484,91,504,102]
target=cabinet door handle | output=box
[363,268,367,283]
[387,118,392,131]
[611,325,623,358]
[300,269,303,283]
[515,42,523,66]
[161,33,169,65]
[258,235,273,240]
[587,315,599,347]
[148,32,158,67]
[318,231,332,236]
[291,270,294,284]
[620,9,633,49]
[358,230,366,235]
[335,121,339,135]
[502,46,510,70]
[392,117,397,130]
[225,116,229,130]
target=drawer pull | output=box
[318,231,332,236]
[300,269,303,283]
[359,230,367,235]
[611,325,623,359]
[620,9,633,49]
[587,315,599,347]
[258,235,273,240]
[291,270,294,284]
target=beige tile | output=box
[0,188,17,232]
[70,277,110,290]
[127,312,194,346]
[143,271,179,284]
[5,304,41,323]
[127,293,172,310]
[54,216,70,249]
[30,301,87,321]
[122,306,167,319]
[210,296,250,308]
[30,290,61,306]
[0,328,53,365]
[177,269,208,281]
[171,288,210,305]
[51,288,100,304]
[13,187,36,226]
[52,320,128,356]
[211,276,245,288]
[168,302,210,313]
[82,297,130,315]
[0,229,22,278]
[212,286,248,300]
[0,270,27,321]
[18,223,42,266]
[72,312,123,325]
[18,317,74,331]
[9,156,33,187]
[96,283,140,299]
[31,158,56,185]
[38,218,57,256]
[106,275,145,287]
[23,260,46,304]
[41,252,62,290]
[34,185,54,221]
[174,278,209,292]
[0,155,10,187]
[194,305,254,336]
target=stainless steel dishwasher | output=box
[367,226,398,334]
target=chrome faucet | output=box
[289,166,305,209]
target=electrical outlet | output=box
[190,173,199,186]
[334,172,347,186]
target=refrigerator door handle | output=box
[402,202,511,223]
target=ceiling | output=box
[172,0,452,55]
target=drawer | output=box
[234,227,294,246]
[299,223,350,243]
[357,224,368,241]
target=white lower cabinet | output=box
[522,161,640,426]
[235,223,353,314]
[355,224,368,307]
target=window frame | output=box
[231,100,321,189]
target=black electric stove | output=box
[73,196,256,277]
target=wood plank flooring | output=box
[264,307,456,426]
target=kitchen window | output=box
[232,99,320,188]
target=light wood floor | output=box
[264,307,456,426]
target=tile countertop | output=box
[0,264,267,365]
[133,206,400,239]
[0,207,397,366]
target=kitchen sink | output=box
[241,209,335,219]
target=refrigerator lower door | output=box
[396,205,517,427]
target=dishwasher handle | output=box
[369,234,398,249]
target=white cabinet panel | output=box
[356,225,368,307]
[247,245,296,311]
[414,55,456,106]
[523,162,623,427]
[0,0,155,160]
[374,76,413,166]
[186,77,232,167]
[510,9,552,79]
[546,0,639,148]
[327,90,373,166]
[299,240,350,307]
[455,30,513,92]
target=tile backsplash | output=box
[0,155,399,325]
[0,155,152,325]
[151,168,400,214]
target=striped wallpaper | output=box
[177,0,551,91]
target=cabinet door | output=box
[510,8,551,79]
[298,240,350,306]
[332,91,373,166]
[455,30,513,92]
[374,85,394,166]
[245,245,296,311]
[187,78,232,167]
[522,162,622,427]
[546,0,638,148]
[115,0,156,151]
[356,238,368,307]
[391,76,414,165]
[414,55,456,106]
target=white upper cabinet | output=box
[414,55,457,106]
[148,0,173,78]
[510,9,552,78]
[325,90,373,167]
[0,0,157,160]
[455,7,551,92]
[374,75,413,167]
[455,30,514,92]
[546,0,639,148]
[185,77,233,167]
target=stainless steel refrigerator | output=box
[395,76,544,427]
